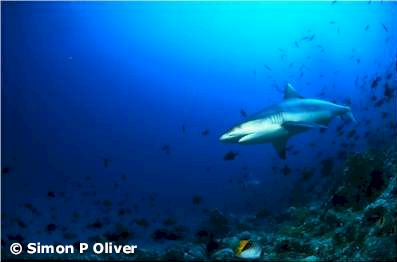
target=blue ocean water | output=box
[2,1,396,259]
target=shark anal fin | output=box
[284,83,304,100]
[282,121,328,132]
[272,137,288,159]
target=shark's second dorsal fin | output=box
[284,83,304,100]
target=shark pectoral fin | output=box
[341,111,357,123]
[282,121,328,131]
[284,83,304,100]
[272,137,288,159]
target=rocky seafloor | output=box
[6,145,396,261]
[134,146,397,261]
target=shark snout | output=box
[219,132,234,142]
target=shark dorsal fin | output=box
[284,83,304,100]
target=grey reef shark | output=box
[220,83,356,159]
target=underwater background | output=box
[2,1,396,260]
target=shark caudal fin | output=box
[284,83,304,100]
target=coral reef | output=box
[4,146,396,261]
[150,146,396,261]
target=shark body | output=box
[219,83,355,159]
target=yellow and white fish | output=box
[235,239,262,259]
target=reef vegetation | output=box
[6,144,396,261]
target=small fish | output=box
[88,221,103,229]
[301,169,314,181]
[384,83,394,99]
[161,144,171,154]
[133,218,150,228]
[17,221,27,228]
[223,151,238,161]
[47,191,56,198]
[371,76,381,88]
[161,216,176,226]
[201,129,210,136]
[301,34,315,41]
[281,165,291,176]
[320,158,334,176]
[337,150,347,160]
[182,125,186,134]
[102,199,112,207]
[255,207,271,219]
[347,129,356,138]
[240,109,247,117]
[374,98,384,107]
[63,232,77,240]
[46,223,57,232]
[103,158,109,168]
[2,166,11,175]
[264,64,272,71]
[364,24,370,31]
[7,235,24,243]
[235,240,262,259]
[381,23,388,32]
[192,194,202,206]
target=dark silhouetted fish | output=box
[161,144,171,154]
[192,194,202,206]
[47,191,56,198]
[103,158,109,168]
[2,166,11,175]
[17,221,27,228]
[381,112,388,119]
[202,129,210,136]
[347,129,356,138]
[46,223,57,232]
[320,158,334,176]
[300,169,314,181]
[381,23,388,32]
[281,165,291,176]
[134,218,150,228]
[88,220,103,229]
[8,235,24,243]
[223,151,238,161]
[371,76,381,88]
[384,83,394,99]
